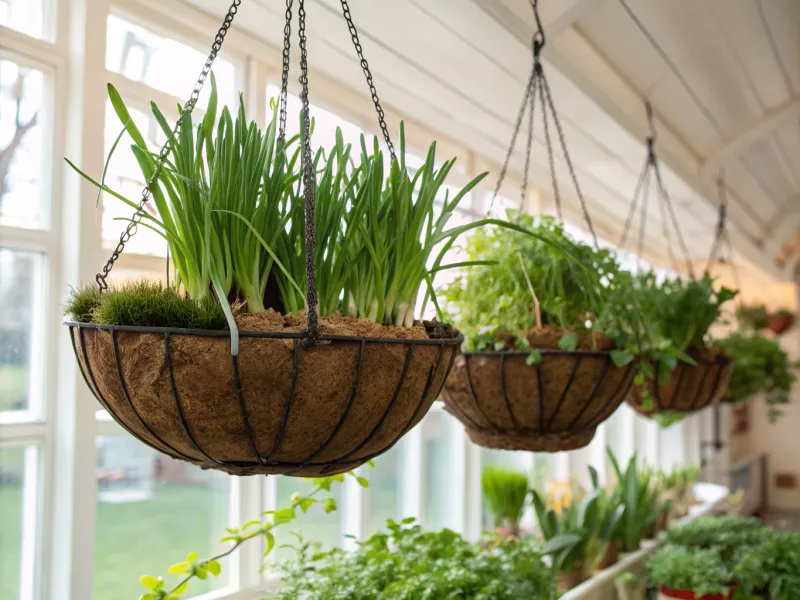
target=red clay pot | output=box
[658,586,735,600]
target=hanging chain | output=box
[278,0,293,144]
[297,0,319,345]
[95,0,242,292]
[518,70,537,216]
[339,0,395,159]
[618,101,695,277]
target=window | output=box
[272,477,341,561]
[0,60,46,229]
[0,445,37,599]
[421,410,460,530]
[106,15,237,109]
[365,443,404,534]
[93,436,231,597]
[0,0,48,40]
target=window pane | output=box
[0,445,35,599]
[94,436,230,597]
[422,410,459,530]
[365,444,403,535]
[273,477,341,561]
[102,99,169,256]
[106,15,237,109]
[0,0,46,40]
[0,60,45,228]
[0,249,43,416]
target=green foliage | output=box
[732,530,800,600]
[65,285,102,323]
[646,544,730,596]
[72,280,227,329]
[138,470,369,599]
[272,520,557,599]
[736,304,769,331]
[663,515,764,566]
[69,80,492,330]
[606,448,669,552]
[719,332,798,422]
[481,466,529,529]
[441,213,622,350]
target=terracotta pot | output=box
[767,314,793,335]
[494,523,520,538]
[657,510,669,532]
[442,331,635,452]
[658,586,735,600]
[595,539,620,570]
[69,317,460,476]
[558,562,586,592]
[628,349,731,416]
[643,524,656,539]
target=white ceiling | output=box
[182,0,800,290]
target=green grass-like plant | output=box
[646,545,730,596]
[719,332,798,422]
[66,281,226,329]
[481,465,529,531]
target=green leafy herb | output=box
[481,465,529,532]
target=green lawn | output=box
[0,483,229,600]
[0,365,28,412]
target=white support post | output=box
[464,440,483,541]
[50,1,108,598]
[341,469,366,551]
[401,427,424,522]
[447,425,468,534]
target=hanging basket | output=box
[767,313,794,335]
[69,321,460,476]
[627,350,731,416]
[441,348,635,452]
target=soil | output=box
[523,326,616,351]
[72,313,459,476]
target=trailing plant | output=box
[441,212,622,354]
[272,519,558,599]
[136,469,370,600]
[646,544,731,596]
[481,465,529,534]
[606,448,668,552]
[719,332,798,422]
[66,281,226,329]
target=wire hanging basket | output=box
[65,0,462,476]
[442,349,635,451]
[441,1,632,452]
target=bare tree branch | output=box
[0,71,39,211]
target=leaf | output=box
[243,520,262,529]
[323,498,338,514]
[588,465,600,490]
[298,498,316,513]
[526,349,542,365]
[273,508,296,524]
[172,581,189,595]
[204,560,222,577]
[186,552,198,563]
[356,476,370,489]
[140,575,163,591]
[611,350,634,367]
[558,333,578,352]
[138,594,159,600]
[265,531,276,556]
[168,562,188,574]
[542,534,581,555]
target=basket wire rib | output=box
[635,356,728,415]
[452,350,635,437]
[69,322,459,473]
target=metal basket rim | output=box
[65,321,464,346]
[461,348,617,358]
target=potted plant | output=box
[733,530,800,599]
[532,476,622,591]
[65,78,497,476]
[482,465,529,537]
[607,272,737,422]
[607,448,668,552]
[767,309,795,335]
[441,214,636,452]
[719,332,798,423]
[587,465,625,570]
[647,545,735,600]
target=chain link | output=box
[339,0,395,159]
[297,0,319,344]
[278,0,293,144]
[95,0,242,292]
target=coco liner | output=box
[442,330,635,452]
[69,313,460,476]
[627,348,731,416]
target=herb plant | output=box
[273,520,558,599]
[442,213,622,352]
[646,545,730,596]
[736,305,769,332]
[732,530,800,600]
[719,332,798,422]
[481,465,529,534]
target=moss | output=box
[65,285,102,322]
[68,280,226,329]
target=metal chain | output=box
[618,155,648,249]
[95,0,242,291]
[539,70,562,221]
[339,0,395,159]
[518,70,538,216]
[278,0,293,144]
[298,0,319,345]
